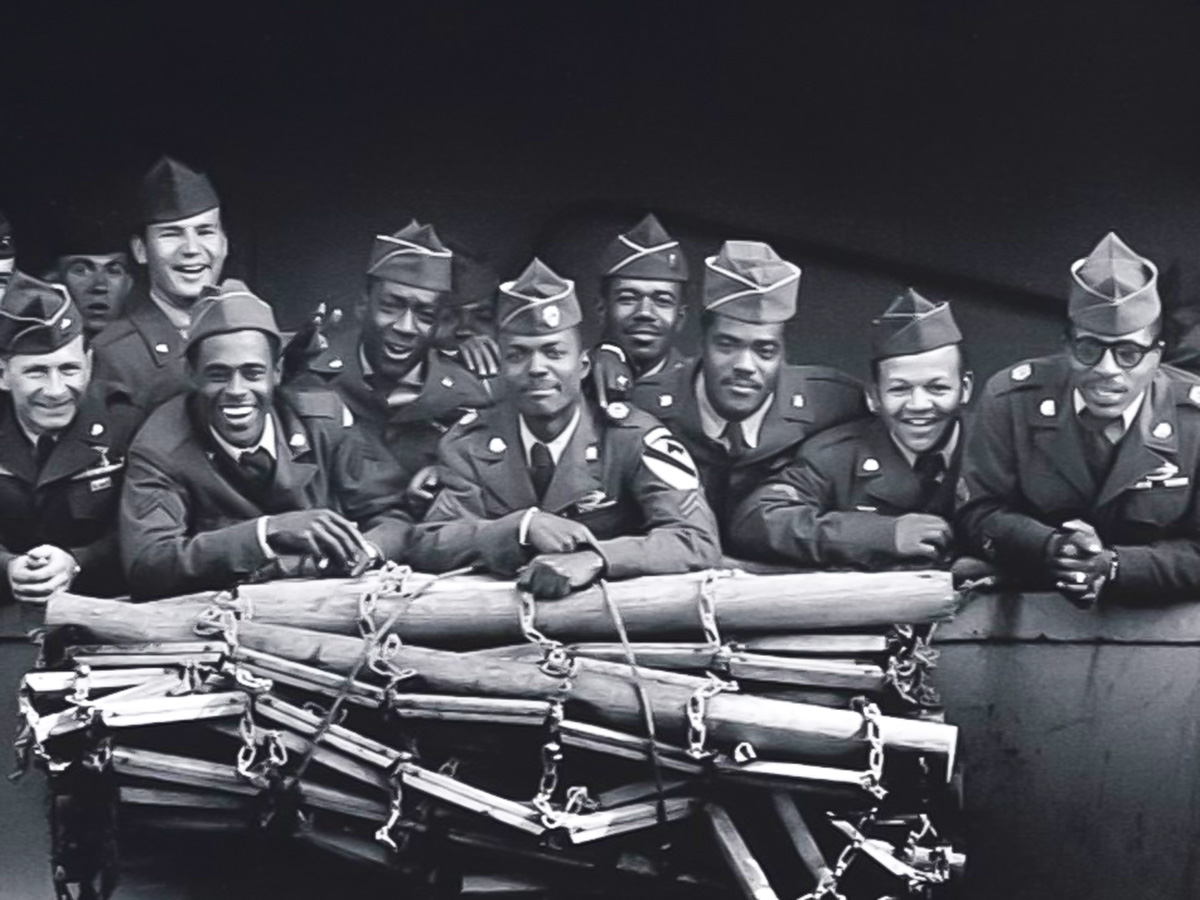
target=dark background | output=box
[3,3,1200,381]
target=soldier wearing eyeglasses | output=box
[957,232,1200,603]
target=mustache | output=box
[720,375,763,389]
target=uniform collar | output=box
[641,354,669,379]
[209,413,278,463]
[519,404,582,465]
[1072,387,1146,439]
[888,419,961,468]
[147,286,194,336]
[694,370,773,450]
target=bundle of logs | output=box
[16,565,968,899]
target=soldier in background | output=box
[433,240,502,378]
[119,281,413,599]
[590,213,692,403]
[731,288,970,569]
[0,211,15,300]
[92,156,228,411]
[632,239,866,539]
[286,221,493,476]
[410,258,720,598]
[958,232,1200,603]
[0,273,141,603]
[46,205,134,338]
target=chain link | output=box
[375,776,406,852]
[517,589,577,677]
[685,673,738,759]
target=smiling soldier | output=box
[410,258,720,598]
[632,239,866,539]
[730,288,970,569]
[119,280,414,599]
[958,232,1200,603]
[590,214,692,402]
[92,156,229,412]
[0,273,141,604]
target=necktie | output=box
[913,451,947,504]
[529,441,555,502]
[721,421,751,458]
[238,447,276,490]
[34,434,55,469]
[1077,409,1124,482]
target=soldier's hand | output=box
[265,509,369,572]
[281,303,341,381]
[7,545,80,603]
[592,344,635,407]
[1052,544,1114,607]
[525,512,597,556]
[456,335,501,379]
[893,514,953,560]
[517,550,606,599]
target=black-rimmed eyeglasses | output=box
[1069,336,1162,370]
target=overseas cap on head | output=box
[135,156,220,227]
[0,211,13,261]
[0,271,84,355]
[367,220,453,292]
[447,243,500,310]
[497,258,582,335]
[186,279,282,355]
[870,287,963,362]
[1068,232,1160,335]
[599,213,689,282]
[703,240,800,324]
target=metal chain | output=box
[685,673,739,759]
[375,775,406,852]
[532,700,564,824]
[517,589,576,677]
[853,697,887,799]
[698,571,723,647]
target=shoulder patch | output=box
[642,429,700,490]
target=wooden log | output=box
[769,793,833,887]
[232,621,955,769]
[704,803,779,900]
[46,567,959,649]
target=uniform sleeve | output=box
[728,452,900,569]
[954,387,1057,572]
[326,423,414,562]
[119,445,271,600]
[405,433,530,575]
[594,428,722,579]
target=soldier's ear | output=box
[961,371,975,405]
[864,386,879,415]
[130,234,148,266]
[579,348,592,380]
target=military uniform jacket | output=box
[288,323,494,474]
[957,354,1200,598]
[0,382,141,602]
[729,415,963,570]
[408,400,722,579]
[91,285,191,415]
[630,360,867,536]
[119,387,414,600]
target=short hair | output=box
[185,329,282,367]
[870,343,971,384]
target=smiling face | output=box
[362,278,442,381]
[131,207,227,309]
[0,335,92,437]
[602,277,685,368]
[56,252,134,335]
[870,344,971,455]
[501,328,589,421]
[700,315,784,421]
[1068,323,1162,420]
[190,330,278,448]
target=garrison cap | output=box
[186,279,282,355]
[367,220,453,292]
[599,213,689,282]
[0,271,84,355]
[447,242,500,310]
[702,240,800,324]
[0,210,13,260]
[1068,232,1160,335]
[135,156,220,227]
[870,287,963,361]
[497,258,582,335]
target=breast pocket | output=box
[66,475,120,521]
[1119,480,1193,527]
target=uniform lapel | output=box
[469,409,537,511]
[128,291,184,370]
[389,352,491,424]
[540,406,605,514]
[860,419,925,510]
[264,404,320,512]
[1029,385,1096,502]
[1096,375,1177,508]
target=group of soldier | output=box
[1,155,1199,608]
